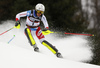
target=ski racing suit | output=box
[16,10,58,54]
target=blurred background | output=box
[0,0,100,65]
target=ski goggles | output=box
[36,10,44,14]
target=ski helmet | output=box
[35,3,45,14]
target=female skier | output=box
[15,3,61,57]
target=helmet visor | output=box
[37,10,44,14]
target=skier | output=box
[15,3,61,57]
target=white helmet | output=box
[35,3,45,12]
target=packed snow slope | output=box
[0,20,99,68]
[0,42,100,68]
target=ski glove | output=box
[42,28,48,31]
[15,21,21,29]
[42,28,54,35]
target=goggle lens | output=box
[37,10,44,14]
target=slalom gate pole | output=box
[8,35,15,44]
[0,26,15,36]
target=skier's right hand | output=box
[15,21,21,29]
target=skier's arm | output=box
[16,11,27,21]
[15,10,31,29]
[41,15,49,29]
[15,11,28,29]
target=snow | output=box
[0,42,100,68]
[0,20,99,68]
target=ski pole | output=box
[0,26,15,36]
[64,32,94,36]
[42,30,94,36]
[8,35,15,44]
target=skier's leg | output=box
[42,40,58,54]
[41,40,62,57]
[35,27,59,55]
[24,28,37,48]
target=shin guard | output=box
[42,40,58,54]
[25,28,36,47]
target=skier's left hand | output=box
[42,29,54,35]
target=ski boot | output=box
[56,52,62,58]
[33,44,39,52]
[34,47,39,52]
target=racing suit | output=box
[16,10,58,54]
